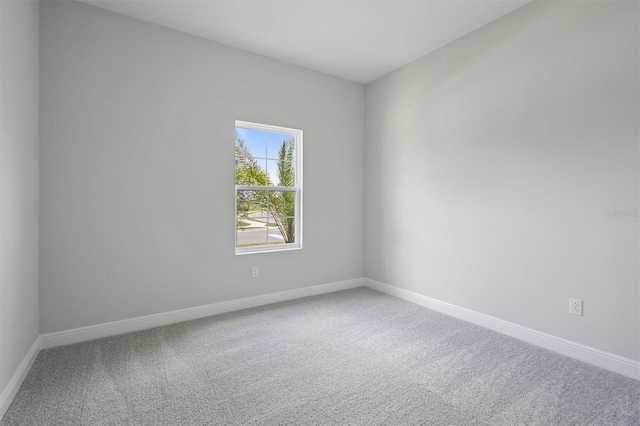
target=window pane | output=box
[238,190,265,220]
[235,126,270,185]
[236,190,252,219]
[268,189,296,243]
[265,159,277,186]
[266,226,285,245]
[237,188,296,247]
[237,192,263,245]
[267,132,294,160]
[265,159,295,187]
[237,227,268,248]
[237,127,267,158]
[235,158,270,186]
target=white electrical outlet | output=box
[384,258,390,269]
[252,267,259,278]
[569,298,583,316]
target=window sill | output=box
[235,244,302,255]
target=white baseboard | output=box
[365,278,640,381]
[41,278,364,349]
[0,336,41,420]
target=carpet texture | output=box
[2,288,639,425]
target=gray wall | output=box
[40,1,365,333]
[365,0,639,361]
[0,0,40,392]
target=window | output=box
[235,121,302,254]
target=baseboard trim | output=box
[41,278,364,349]
[365,278,640,381]
[0,336,41,420]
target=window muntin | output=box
[235,121,302,254]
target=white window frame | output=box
[235,120,303,255]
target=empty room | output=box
[1,0,639,424]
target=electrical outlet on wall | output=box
[384,258,390,269]
[569,298,583,316]
[252,267,259,278]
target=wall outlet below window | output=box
[252,267,259,278]
[569,298,583,316]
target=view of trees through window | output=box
[235,122,301,252]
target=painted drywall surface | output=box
[40,1,365,333]
[0,0,40,392]
[365,1,639,360]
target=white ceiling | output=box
[77,0,534,84]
